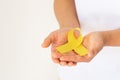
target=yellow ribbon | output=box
[56,28,88,56]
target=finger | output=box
[88,52,94,58]
[73,62,77,66]
[51,57,60,64]
[59,61,68,66]
[51,46,62,58]
[74,29,80,38]
[60,55,79,62]
[82,41,94,59]
[87,49,94,58]
[41,33,53,48]
[60,55,90,62]
[84,50,96,62]
[67,62,76,66]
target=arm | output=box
[54,0,80,28]
[42,0,80,66]
[103,28,120,46]
[42,0,80,48]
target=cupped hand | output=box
[60,31,105,63]
[41,27,80,66]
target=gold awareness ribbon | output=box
[56,28,88,56]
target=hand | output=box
[41,27,80,66]
[60,31,105,63]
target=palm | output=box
[49,28,79,65]
[50,29,69,58]
[59,31,105,63]
[83,32,104,55]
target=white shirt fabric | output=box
[58,0,120,80]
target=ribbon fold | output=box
[56,28,88,56]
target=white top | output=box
[58,0,120,80]
[75,0,120,35]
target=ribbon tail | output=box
[56,43,73,54]
[74,45,88,56]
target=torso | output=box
[75,0,120,35]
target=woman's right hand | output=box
[59,31,105,63]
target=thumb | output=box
[87,49,94,58]
[74,29,81,38]
[41,33,53,48]
[60,55,77,62]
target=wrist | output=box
[59,23,80,29]
[101,31,111,46]
[59,25,80,29]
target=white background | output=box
[0,0,59,80]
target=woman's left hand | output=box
[59,31,105,64]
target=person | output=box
[42,0,120,80]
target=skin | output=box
[42,27,79,66]
[58,29,120,63]
[42,0,120,66]
[49,0,80,66]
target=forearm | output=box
[54,0,80,28]
[102,28,120,46]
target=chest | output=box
[75,0,120,15]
